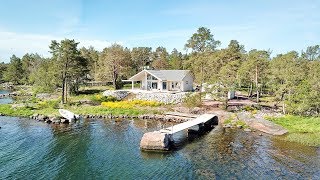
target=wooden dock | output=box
[140,113,218,151]
[160,114,217,134]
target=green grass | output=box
[0,104,34,117]
[268,115,320,133]
[122,83,140,89]
[0,103,149,117]
[283,133,320,147]
[0,85,166,118]
[267,115,320,146]
[67,105,147,116]
[223,114,249,128]
[259,96,275,102]
[235,120,248,128]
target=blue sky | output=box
[0,0,319,62]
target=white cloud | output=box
[0,30,114,62]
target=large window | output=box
[162,82,167,90]
[147,74,159,90]
[147,74,157,80]
[152,82,158,89]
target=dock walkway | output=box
[160,114,216,134]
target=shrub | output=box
[183,93,202,108]
[91,95,117,103]
[35,100,59,109]
[101,100,161,109]
[243,105,261,112]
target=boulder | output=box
[36,93,51,99]
[60,119,69,124]
[50,117,61,124]
[140,131,171,151]
[45,119,52,124]
[190,107,202,114]
[102,90,129,100]
[37,114,48,121]
[32,114,39,119]
[236,125,243,129]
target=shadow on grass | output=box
[78,89,103,95]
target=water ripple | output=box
[0,117,319,179]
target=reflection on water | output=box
[0,116,319,179]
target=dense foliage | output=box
[1,27,320,115]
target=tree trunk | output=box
[61,62,68,104]
[255,65,259,103]
[282,94,286,114]
[200,63,203,103]
[224,92,229,110]
[61,76,65,104]
[65,78,68,103]
[112,65,118,89]
[248,82,253,97]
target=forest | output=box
[0,27,319,116]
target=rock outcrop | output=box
[102,90,129,100]
[140,131,171,151]
[237,112,288,135]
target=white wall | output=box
[228,91,235,99]
[182,73,194,91]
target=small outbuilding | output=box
[125,70,193,92]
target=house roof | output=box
[128,70,191,81]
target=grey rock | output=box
[50,117,61,124]
[37,114,47,121]
[61,119,69,124]
[36,93,51,99]
[102,90,129,100]
[45,119,52,124]
[190,107,202,114]
[140,131,170,151]
[244,128,252,132]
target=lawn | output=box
[267,115,320,146]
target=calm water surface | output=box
[0,90,13,104]
[0,91,319,179]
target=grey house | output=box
[125,70,194,92]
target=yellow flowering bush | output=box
[35,100,59,109]
[101,100,161,109]
[91,94,117,103]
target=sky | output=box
[0,0,319,62]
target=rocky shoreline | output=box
[0,92,33,98]
[26,113,191,125]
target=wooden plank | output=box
[160,114,216,134]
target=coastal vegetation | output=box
[1,27,319,116]
[0,97,153,117]
[267,115,320,146]
[1,27,320,146]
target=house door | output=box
[147,81,151,90]
[162,82,167,90]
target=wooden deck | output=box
[160,114,217,134]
